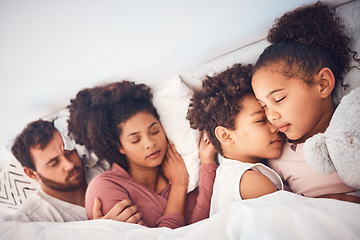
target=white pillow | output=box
[191,39,269,80]
[152,76,201,192]
[0,157,38,215]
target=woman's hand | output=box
[161,141,189,218]
[199,131,216,164]
[161,141,189,188]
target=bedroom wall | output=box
[0,0,351,168]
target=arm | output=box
[158,142,189,228]
[239,170,278,200]
[92,197,143,225]
[315,193,360,204]
[85,175,147,226]
[188,131,217,224]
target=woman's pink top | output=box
[268,141,354,197]
[85,163,217,229]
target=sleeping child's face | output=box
[227,95,284,163]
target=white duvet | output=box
[1,191,359,240]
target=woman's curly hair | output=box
[187,63,253,155]
[254,2,356,91]
[67,80,159,171]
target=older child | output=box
[187,63,284,216]
[251,2,358,200]
[67,80,217,228]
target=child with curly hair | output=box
[187,63,284,216]
[251,2,359,200]
[67,80,217,228]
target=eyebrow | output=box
[266,88,284,98]
[250,109,265,117]
[127,122,159,137]
[46,156,59,166]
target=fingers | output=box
[123,210,142,224]
[201,130,211,145]
[102,199,132,219]
[103,199,143,223]
[92,197,103,219]
[166,141,182,161]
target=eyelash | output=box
[131,130,160,144]
[275,96,285,103]
[50,159,59,167]
[255,119,266,124]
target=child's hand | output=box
[199,131,216,164]
[161,141,189,188]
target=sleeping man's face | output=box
[28,130,86,192]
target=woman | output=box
[67,80,217,228]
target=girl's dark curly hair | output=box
[67,80,159,171]
[187,63,253,155]
[254,2,355,91]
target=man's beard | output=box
[37,166,86,192]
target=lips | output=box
[146,150,161,159]
[271,137,283,145]
[67,167,81,180]
[277,124,290,133]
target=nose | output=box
[265,107,280,124]
[144,135,156,149]
[62,156,75,171]
[269,121,279,134]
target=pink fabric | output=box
[268,141,354,197]
[85,163,217,229]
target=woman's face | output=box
[118,111,167,170]
[251,64,325,142]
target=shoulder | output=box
[11,192,52,221]
[240,170,278,200]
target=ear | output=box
[214,126,233,145]
[316,67,335,98]
[23,167,40,181]
[118,146,125,155]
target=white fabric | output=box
[152,76,201,192]
[210,155,283,216]
[1,191,360,240]
[4,189,86,222]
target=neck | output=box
[128,166,160,191]
[41,184,87,207]
[222,148,261,164]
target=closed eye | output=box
[275,96,285,103]
[255,119,266,123]
[48,158,59,167]
[150,130,159,135]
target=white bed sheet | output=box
[1,191,359,240]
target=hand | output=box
[161,141,189,188]
[199,131,216,164]
[93,198,143,225]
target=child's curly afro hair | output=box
[187,63,253,155]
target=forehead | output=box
[30,131,63,165]
[235,95,263,122]
[120,112,159,134]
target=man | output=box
[9,119,142,223]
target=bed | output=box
[1,0,360,239]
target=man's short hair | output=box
[11,120,56,171]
